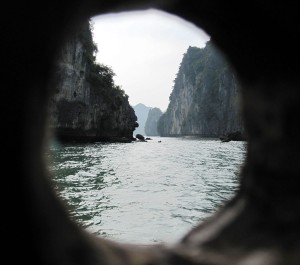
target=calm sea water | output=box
[48,136,246,244]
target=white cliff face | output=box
[48,21,137,141]
[158,43,244,137]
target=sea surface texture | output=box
[49,136,246,244]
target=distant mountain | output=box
[145,107,163,136]
[133,103,151,135]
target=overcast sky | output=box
[91,9,210,112]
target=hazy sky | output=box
[91,9,210,112]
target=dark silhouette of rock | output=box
[220,131,246,142]
[135,134,146,141]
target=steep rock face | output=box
[144,108,163,136]
[48,21,137,142]
[158,41,244,138]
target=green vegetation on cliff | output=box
[158,41,244,138]
[48,20,137,142]
[89,63,128,110]
[84,20,128,108]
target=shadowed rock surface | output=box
[220,131,245,142]
[48,20,137,142]
[135,133,146,141]
[158,42,244,138]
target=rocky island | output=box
[48,20,138,143]
[158,41,245,140]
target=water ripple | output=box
[49,136,246,244]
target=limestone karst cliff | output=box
[144,107,163,136]
[48,20,137,142]
[157,41,244,138]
